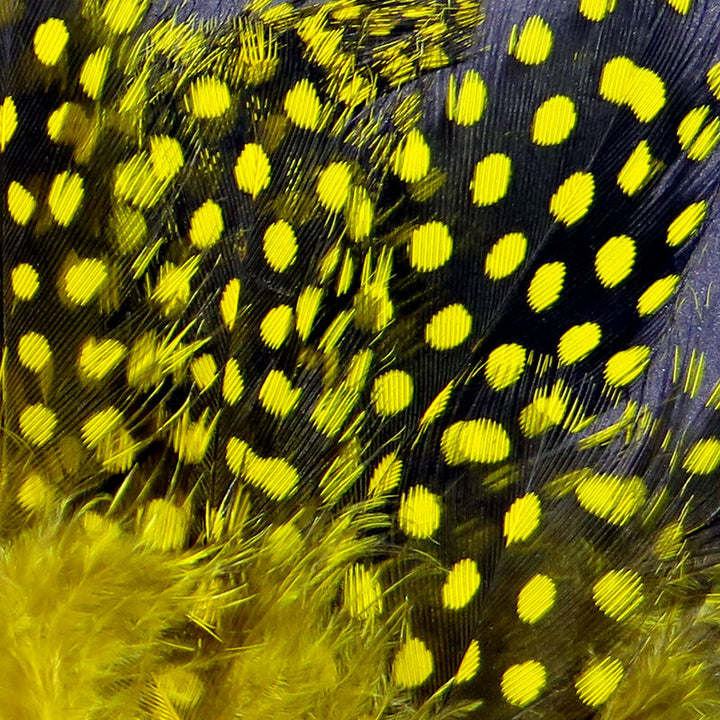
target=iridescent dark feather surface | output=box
[3,0,720,718]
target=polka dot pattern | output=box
[4,2,720,718]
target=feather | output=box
[3,0,720,718]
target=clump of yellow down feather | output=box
[4,0,720,718]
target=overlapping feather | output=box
[3,0,720,718]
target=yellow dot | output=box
[102,0,148,34]
[654,521,684,560]
[447,69,487,126]
[220,278,241,331]
[455,641,481,683]
[368,452,403,497]
[575,657,624,707]
[140,499,189,551]
[667,201,707,247]
[708,62,720,101]
[263,220,297,272]
[63,258,108,305]
[336,246,352,302]
[689,119,720,162]
[604,346,651,387]
[345,186,374,241]
[398,485,441,539]
[527,261,565,312]
[392,638,434,688]
[441,418,511,465]
[19,403,57,446]
[33,18,69,67]
[349,352,372,394]
[664,0,692,13]
[47,102,88,145]
[48,172,84,226]
[259,369,301,418]
[510,15,553,65]
[371,370,414,416]
[234,143,271,198]
[11,264,39,300]
[81,406,123,448]
[310,386,353,438]
[575,472,646,525]
[677,106,709,151]
[264,522,302,566]
[0,96,18,151]
[17,332,51,372]
[637,275,679,316]
[501,660,547,706]
[424,304,472,350]
[485,343,527,390]
[150,258,194,319]
[317,161,352,212]
[617,140,660,195]
[172,421,215,469]
[579,0,617,21]
[678,107,720,161]
[126,332,162,390]
[18,473,54,513]
[80,46,111,99]
[391,129,431,182]
[517,574,556,624]
[189,354,218,391]
[558,322,601,365]
[114,155,165,208]
[7,181,37,225]
[683,437,720,474]
[593,569,643,621]
[185,76,231,118]
[532,95,576,145]
[550,171,594,225]
[111,205,147,254]
[470,153,512,206]
[246,452,300,500]
[504,493,541,545]
[442,558,481,610]
[226,435,248,475]
[336,251,354,296]
[408,221,453,272]
[419,382,454,430]
[519,382,569,437]
[351,280,387,335]
[595,235,635,288]
[344,564,383,618]
[284,79,321,130]
[484,232,527,279]
[78,337,126,381]
[599,56,666,122]
[260,305,294,349]
[188,200,223,249]
[599,57,638,108]
[222,358,244,405]
[296,285,323,341]
[226,439,300,500]
[149,135,184,180]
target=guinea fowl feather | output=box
[3,0,720,718]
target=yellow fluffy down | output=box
[0,514,194,720]
[599,600,720,720]
[0,497,473,720]
[3,477,720,720]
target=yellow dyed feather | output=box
[4,1,720,719]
